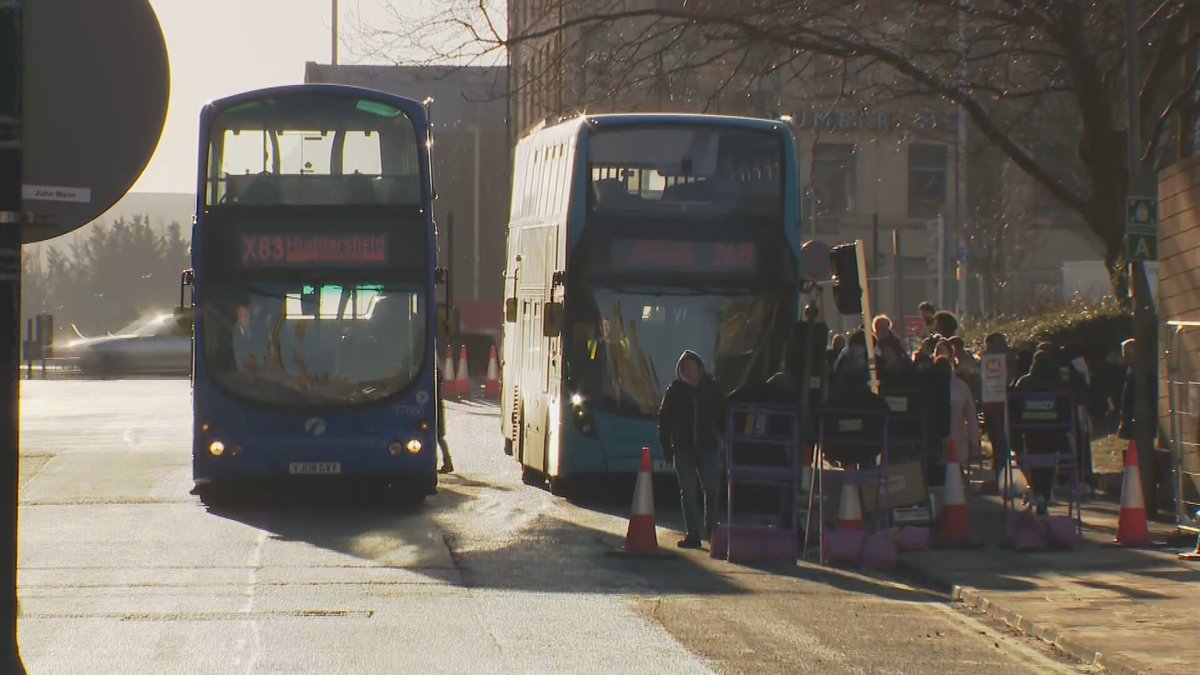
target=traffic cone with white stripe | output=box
[442,345,457,397]
[939,440,974,546]
[837,480,864,530]
[454,345,470,399]
[622,446,659,554]
[483,345,501,399]
[1116,440,1152,547]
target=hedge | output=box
[960,299,1133,364]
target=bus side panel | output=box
[516,224,553,473]
[500,228,520,446]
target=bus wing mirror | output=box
[543,302,564,338]
[173,306,195,333]
[435,267,448,285]
[505,298,518,323]
[437,304,458,343]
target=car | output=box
[54,311,192,377]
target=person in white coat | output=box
[939,354,981,465]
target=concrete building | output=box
[506,1,1106,325]
[305,62,510,336]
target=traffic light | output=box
[830,243,863,315]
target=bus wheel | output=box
[549,476,571,498]
[503,438,514,456]
[196,484,227,508]
[521,466,544,487]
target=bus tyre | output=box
[521,466,544,487]
[196,484,226,508]
[549,476,571,498]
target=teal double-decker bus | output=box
[500,114,802,494]
[188,84,440,505]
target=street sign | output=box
[1126,196,1158,233]
[1125,196,1158,261]
[1127,232,1158,261]
[20,0,169,243]
[903,315,924,337]
[981,354,1007,404]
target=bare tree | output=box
[363,0,1200,290]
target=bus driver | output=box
[232,302,269,370]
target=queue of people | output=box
[657,300,1133,547]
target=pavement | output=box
[896,485,1200,675]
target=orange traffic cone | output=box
[442,345,457,397]
[837,480,864,530]
[1116,440,1152,547]
[939,440,974,546]
[454,345,470,399]
[621,446,660,554]
[483,345,501,399]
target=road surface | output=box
[16,380,1090,673]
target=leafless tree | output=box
[361,0,1200,291]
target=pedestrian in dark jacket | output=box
[658,350,723,548]
[436,364,454,474]
[1117,339,1136,441]
[1013,351,1063,514]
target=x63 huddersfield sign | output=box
[1126,196,1158,261]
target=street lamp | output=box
[468,123,481,301]
[331,0,338,66]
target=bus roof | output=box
[202,83,429,126]
[518,112,791,146]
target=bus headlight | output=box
[405,439,423,455]
[569,395,599,439]
[208,441,226,457]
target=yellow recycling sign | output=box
[1126,196,1158,261]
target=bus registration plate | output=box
[652,460,673,473]
[289,462,341,475]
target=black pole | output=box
[0,1,27,671]
[891,228,902,323]
[871,213,879,314]
[446,211,455,341]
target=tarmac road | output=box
[16,380,1091,673]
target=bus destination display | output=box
[610,239,756,272]
[240,232,389,268]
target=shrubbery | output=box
[961,299,1133,364]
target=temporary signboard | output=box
[980,354,1007,404]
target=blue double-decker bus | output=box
[187,84,439,505]
[500,114,802,494]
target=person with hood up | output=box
[657,350,724,549]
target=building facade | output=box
[506,1,1106,322]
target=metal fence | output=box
[1165,320,1200,533]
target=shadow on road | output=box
[203,478,749,598]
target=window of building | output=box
[811,143,857,216]
[908,143,947,218]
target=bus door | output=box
[543,230,564,475]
